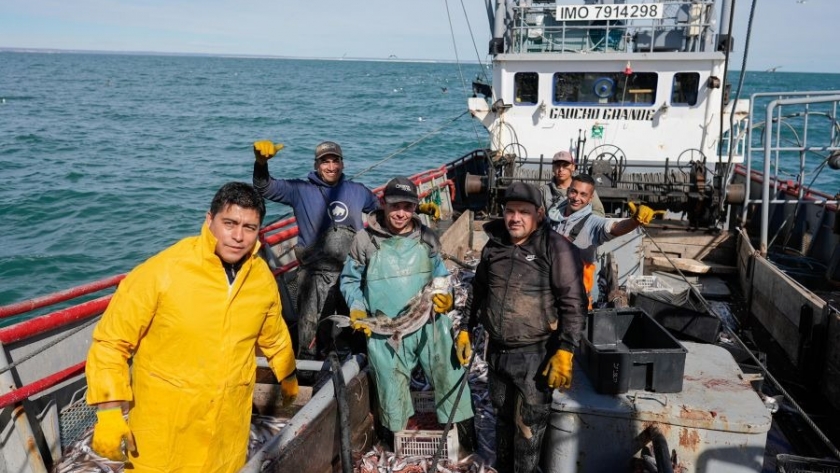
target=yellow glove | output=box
[627,202,665,225]
[349,309,372,337]
[542,349,574,389]
[455,330,472,366]
[253,140,284,164]
[417,202,441,220]
[432,293,453,314]
[280,373,299,407]
[91,407,135,461]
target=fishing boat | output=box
[3,0,840,472]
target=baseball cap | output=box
[552,150,575,164]
[502,182,543,208]
[383,176,419,204]
[314,141,343,161]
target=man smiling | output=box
[86,182,296,473]
[540,150,605,217]
[252,140,379,361]
[340,176,475,453]
[548,174,663,305]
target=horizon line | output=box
[0,46,480,65]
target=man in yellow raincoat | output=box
[85,182,297,473]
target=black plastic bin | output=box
[580,308,687,395]
[632,293,721,343]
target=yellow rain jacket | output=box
[86,224,295,473]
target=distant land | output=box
[0,47,475,65]
[4,48,829,73]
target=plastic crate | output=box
[776,454,840,473]
[411,390,436,413]
[625,275,690,305]
[581,308,687,394]
[395,391,459,462]
[394,428,459,462]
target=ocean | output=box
[1,51,838,308]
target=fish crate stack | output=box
[394,391,459,463]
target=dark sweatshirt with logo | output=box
[467,218,586,351]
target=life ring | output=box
[593,77,615,99]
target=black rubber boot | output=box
[376,424,395,451]
[494,416,515,472]
[456,417,478,455]
[512,403,550,473]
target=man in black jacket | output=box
[455,181,587,473]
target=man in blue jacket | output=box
[253,140,379,361]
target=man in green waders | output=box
[340,176,475,452]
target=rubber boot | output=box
[377,425,395,452]
[456,417,477,456]
[512,402,550,473]
[494,416,514,472]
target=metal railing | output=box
[737,91,840,254]
[508,1,717,55]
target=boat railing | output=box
[508,0,717,55]
[737,91,840,255]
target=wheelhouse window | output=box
[514,72,539,105]
[671,72,700,106]
[553,72,658,105]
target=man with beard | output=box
[456,181,586,472]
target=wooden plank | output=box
[439,210,473,261]
[749,256,826,366]
[642,229,734,262]
[649,256,710,273]
[648,257,738,274]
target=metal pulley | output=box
[827,150,840,170]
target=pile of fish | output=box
[355,446,496,473]
[247,414,288,458]
[51,414,287,473]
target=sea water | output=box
[1,52,838,307]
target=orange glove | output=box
[280,373,299,407]
[91,407,135,461]
[253,140,284,164]
[628,202,665,225]
[349,308,372,337]
[542,349,574,389]
[432,293,453,314]
[455,330,472,366]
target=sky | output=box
[0,0,837,73]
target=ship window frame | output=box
[551,72,658,107]
[671,72,701,107]
[514,72,539,105]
